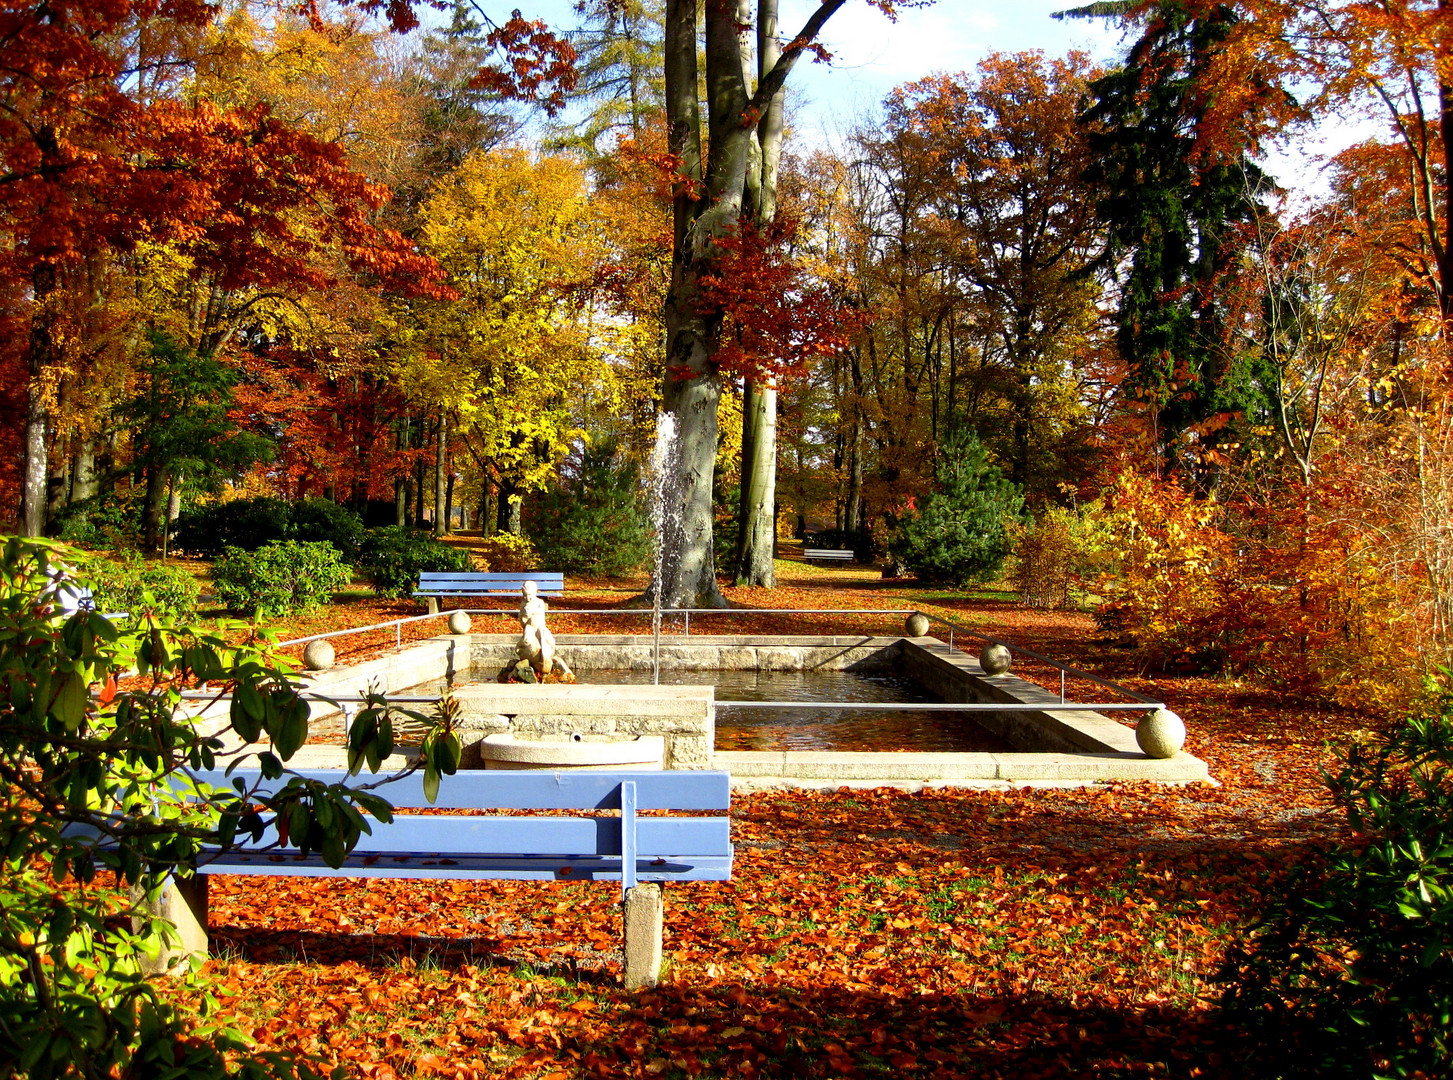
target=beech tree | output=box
[657,0,905,607]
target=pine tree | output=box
[889,427,1023,587]
[1073,1,1275,484]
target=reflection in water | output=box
[586,669,1014,753]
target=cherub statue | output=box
[515,580,572,679]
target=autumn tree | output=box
[878,52,1106,504]
[657,0,910,606]
[405,147,613,535]
[0,0,453,536]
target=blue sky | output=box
[455,1,1125,145]
[430,1,1375,193]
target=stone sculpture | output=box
[514,580,573,681]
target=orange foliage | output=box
[694,218,870,385]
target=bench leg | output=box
[130,874,209,976]
[427,597,439,615]
[622,883,663,990]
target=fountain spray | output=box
[649,412,677,686]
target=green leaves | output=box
[1218,685,1453,1076]
[0,537,424,1080]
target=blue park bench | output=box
[112,768,732,989]
[415,570,565,614]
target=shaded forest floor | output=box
[183,550,1380,1078]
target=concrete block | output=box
[131,875,209,976]
[478,733,664,769]
[622,884,663,990]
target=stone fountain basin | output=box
[478,733,665,770]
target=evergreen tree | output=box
[411,1,520,183]
[528,440,652,577]
[1071,1,1277,485]
[121,333,273,554]
[549,0,665,160]
[889,427,1023,587]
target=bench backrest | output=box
[195,768,728,810]
[416,571,565,595]
[191,769,731,893]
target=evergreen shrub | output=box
[1218,685,1453,1077]
[76,551,200,626]
[212,540,351,619]
[358,527,473,599]
[289,497,366,559]
[174,497,293,557]
[529,443,650,576]
[888,428,1023,587]
[174,496,367,561]
[55,488,147,550]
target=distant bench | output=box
[415,570,564,614]
[114,768,733,989]
[802,548,855,563]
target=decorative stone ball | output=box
[979,643,1012,675]
[447,610,472,635]
[303,639,335,671]
[1136,708,1186,759]
[905,612,931,638]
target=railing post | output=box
[1060,670,1066,703]
[396,621,401,649]
[684,611,690,635]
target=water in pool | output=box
[584,669,1014,753]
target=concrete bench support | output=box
[623,883,664,989]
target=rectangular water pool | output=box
[481,668,1015,754]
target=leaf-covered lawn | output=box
[185,558,1371,1077]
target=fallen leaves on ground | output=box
[177,555,1375,1077]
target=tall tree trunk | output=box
[497,479,522,535]
[142,464,168,554]
[46,428,70,530]
[433,409,448,537]
[72,437,99,504]
[733,0,785,588]
[413,449,428,529]
[20,265,58,536]
[658,0,847,606]
[735,379,777,585]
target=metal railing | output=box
[274,605,1161,714]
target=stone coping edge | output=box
[712,749,1212,787]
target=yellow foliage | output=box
[404,148,616,495]
[474,533,539,572]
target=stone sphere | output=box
[302,639,335,671]
[447,610,473,635]
[979,643,1012,675]
[905,612,931,638]
[1137,709,1186,759]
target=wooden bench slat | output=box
[197,854,735,882]
[195,769,732,812]
[202,814,731,861]
[416,573,564,583]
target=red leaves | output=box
[694,218,870,384]
[471,11,579,117]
